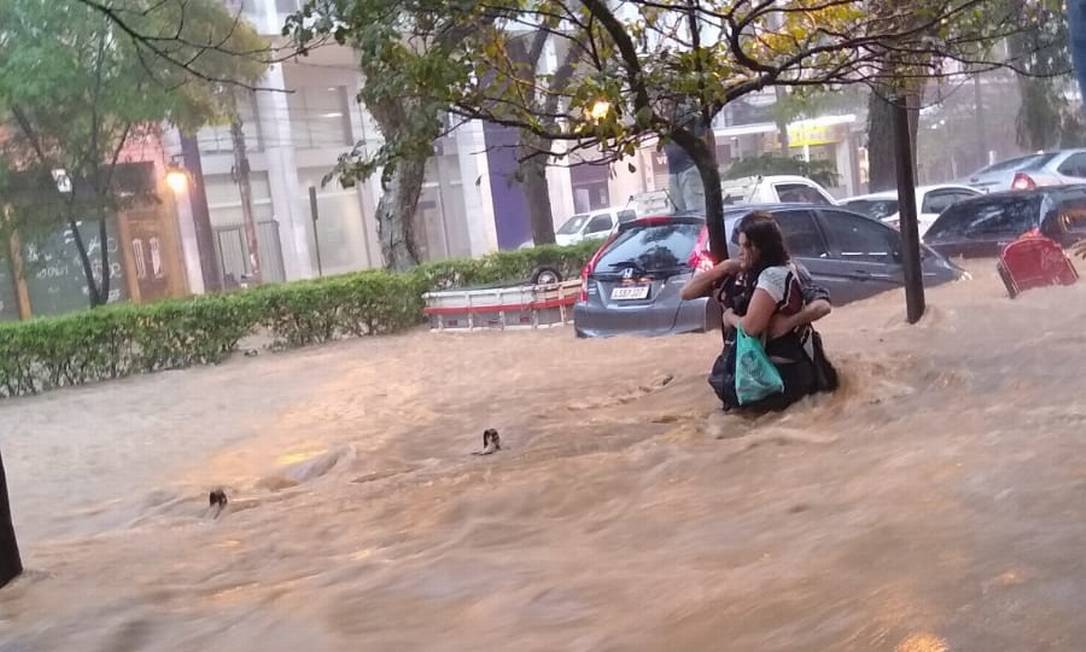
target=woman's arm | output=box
[768,299,832,340]
[730,288,776,337]
[680,259,740,301]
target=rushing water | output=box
[2,264,1086,651]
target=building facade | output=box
[162,2,866,291]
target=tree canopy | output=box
[0,0,267,306]
[289,0,1046,257]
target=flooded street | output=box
[3,265,1086,651]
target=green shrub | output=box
[0,241,601,398]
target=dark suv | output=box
[925,185,1086,257]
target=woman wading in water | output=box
[682,212,838,411]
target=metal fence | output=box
[213,220,286,287]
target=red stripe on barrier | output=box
[423,294,577,316]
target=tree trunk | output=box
[0,447,22,589]
[774,86,792,155]
[231,113,261,283]
[180,132,222,291]
[672,124,725,260]
[518,131,556,246]
[375,155,426,271]
[69,218,103,308]
[97,209,110,304]
[973,73,988,172]
[867,89,920,192]
[867,91,898,192]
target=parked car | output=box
[573,205,963,337]
[841,184,982,237]
[924,185,1086,258]
[963,150,1086,193]
[721,175,838,206]
[553,207,638,246]
[629,174,837,217]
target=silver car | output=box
[965,149,1086,193]
[573,206,964,338]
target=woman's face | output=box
[737,231,760,271]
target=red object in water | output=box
[996,230,1078,298]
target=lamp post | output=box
[171,136,222,292]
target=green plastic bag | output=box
[734,326,784,405]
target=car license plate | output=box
[611,285,650,301]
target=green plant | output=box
[0,242,600,398]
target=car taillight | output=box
[578,234,616,303]
[687,226,715,273]
[1011,172,1037,191]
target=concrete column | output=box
[835,132,859,198]
[160,129,205,295]
[456,121,499,255]
[255,64,314,280]
[169,183,205,295]
[546,140,576,230]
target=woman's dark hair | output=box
[723,212,790,316]
[737,212,790,271]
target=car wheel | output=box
[531,266,562,285]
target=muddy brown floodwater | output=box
[2,264,1086,651]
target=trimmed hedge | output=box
[0,240,602,397]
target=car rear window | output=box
[557,214,589,235]
[843,199,899,220]
[925,195,1042,241]
[977,153,1057,175]
[596,222,703,272]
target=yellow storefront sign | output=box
[788,122,837,148]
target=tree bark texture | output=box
[867,89,919,192]
[373,153,426,271]
[518,131,557,246]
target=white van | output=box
[721,175,837,206]
[554,207,638,246]
[631,174,837,216]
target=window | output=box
[820,211,900,263]
[196,93,261,154]
[288,86,353,149]
[558,214,589,235]
[776,183,831,205]
[131,239,147,279]
[1058,153,1086,179]
[926,196,1041,241]
[203,172,274,228]
[977,153,1057,175]
[1054,189,1086,235]
[775,210,829,259]
[844,199,899,220]
[922,190,977,215]
[596,223,703,273]
[585,214,614,234]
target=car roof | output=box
[844,184,981,202]
[951,184,1086,205]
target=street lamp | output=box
[165,164,189,194]
[589,99,612,121]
